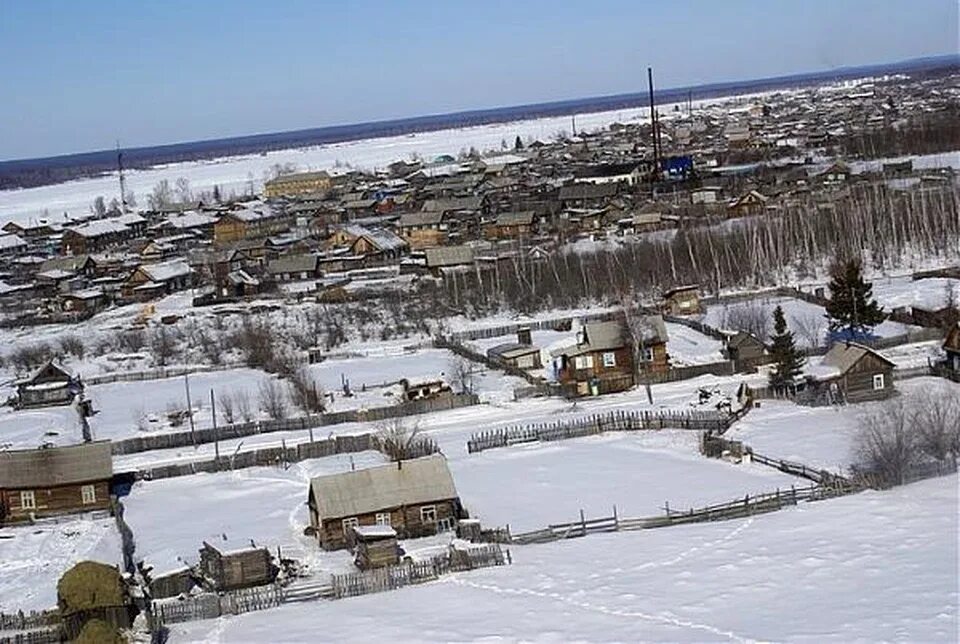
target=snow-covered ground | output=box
[123,452,387,576]
[171,472,959,643]
[0,515,121,612]
[871,275,960,312]
[665,322,726,365]
[702,295,920,346]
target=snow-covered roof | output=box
[309,454,458,521]
[141,260,191,283]
[165,211,217,229]
[0,441,112,488]
[0,234,26,250]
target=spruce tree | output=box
[769,305,804,388]
[824,257,885,339]
[514,135,524,151]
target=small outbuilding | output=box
[198,542,278,592]
[15,360,83,408]
[351,525,400,570]
[661,285,703,315]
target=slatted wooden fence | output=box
[467,409,730,453]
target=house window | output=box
[420,506,437,523]
[20,490,36,510]
[375,512,391,526]
[341,517,359,533]
[573,355,594,370]
[642,347,654,362]
[602,352,616,367]
[81,485,96,505]
[872,374,885,390]
[438,517,455,532]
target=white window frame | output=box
[81,484,96,505]
[573,355,594,370]
[420,505,437,523]
[642,347,654,362]
[872,374,885,390]
[602,352,616,367]
[437,517,455,532]
[341,517,359,532]
[20,490,36,510]
[375,512,391,526]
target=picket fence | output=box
[447,312,618,342]
[0,628,61,644]
[466,408,730,453]
[0,612,58,634]
[154,583,285,625]
[85,363,245,386]
[331,545,509,599]
[112,393,478,456]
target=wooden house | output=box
[263,171,332,198]
[123,259,193,301]
[351,525,400,570]
[397,211,448,249]
[214,207,292,245]
[265,254,321,282]
[307,455,464,550]
[198,542,278,592]
[724,331,768,370]
[484,211,536,240]
[62,216,142,254]
[486,326,542,369]
[424,245,475,276]
[16,360,83,408]
[0,441,112,524]
[661,285,703,315]
[803,342,895,405]
[554,320,645,396]
[727,190,769,217]
[349,227,408,260]
[59,288,107,315]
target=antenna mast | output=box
[117,141,128,214]
[647,67,661,181]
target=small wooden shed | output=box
[198,542,278,592]
[352,525,400,570]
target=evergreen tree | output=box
[514,135,524,151]
[769,305,804,388]
[824,257,886,338]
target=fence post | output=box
[579,509,586,536]
[613,504,619,531]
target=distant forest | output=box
[0,56,956,191]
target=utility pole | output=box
[648,67,660,182]
[185,373,196,445]
[211,389,219,466]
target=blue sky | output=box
[0,0,956,160]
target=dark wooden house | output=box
[351,525,400,570]
[554,320,649,396]
[307,455,463,550]
[804,342,895,405]
[724,331,768,370]
[941,324,960,374]
[16,360,83,408]
[661,285,703,315]
[198,542,278,592]
[0,441,112,524]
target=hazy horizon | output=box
[1,0,957,160]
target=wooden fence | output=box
[331,545,509,599]
[466,408,731,453]
[0,612,58,634]
[446,312,618,342]
[154,583,284,626]
[136,431,440,481]
[0,628,62,644]
[85,363,245,386]
[112,393,479,456]
[508,481,858,545]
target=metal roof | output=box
[308,454,458,521]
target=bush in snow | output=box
[258,379,288,420]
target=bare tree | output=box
[91,196,107,218]
[449,356,476,395]
[258,379,288,420]
[217,391,236,425]
[174,177,192,204]
[720,301,769,339]
[791,310,826,348]
[59,335,86,360]
[912,387,960,465]
[150,327,178,366]
[376,417,438,462]
[852,399,919,487]
[235,392,254,423]
[288,368,326,414]
[147,179,174,210]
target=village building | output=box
[307,454,464,550]
[263,171,332,198]
[661,285,703,315]
[554,320,646,396]
[487,326,542,369]
[397,211,448,249]
[61,215,145,254]
[15,361,83,408]
[214,206,292,245]
[803,342,895,405]
[727,190,770,217]
[123,259,193,301]
[400,378,452,401]
[940,324,960,374]
[0,441,112,524]
[423,245,475,276]
[0,233,27,257]
[484,211,536,240]
[351,526,400,570]
[265,254,321,283]
[198,542,278,592]
[724,331,768,370]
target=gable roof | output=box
[424,245,475,268]
[141,260,191,283]
[266,254,319,275]
[308,454,458,520]
[398,211,445,228]
[819,342,895,376]
[0,441,112,488]
[495,211,535,227]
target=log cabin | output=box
[553,319,661,396]
[16,360,83,408]
[198,542,278,592]
[803,342,895,405]
[0,441,112,524]
[661,285,703,316]
[307,455,463,550]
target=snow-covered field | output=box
[0,515,121,612]
[171,472,959,643]
[871,275,960,312]
[123,452,387,576]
